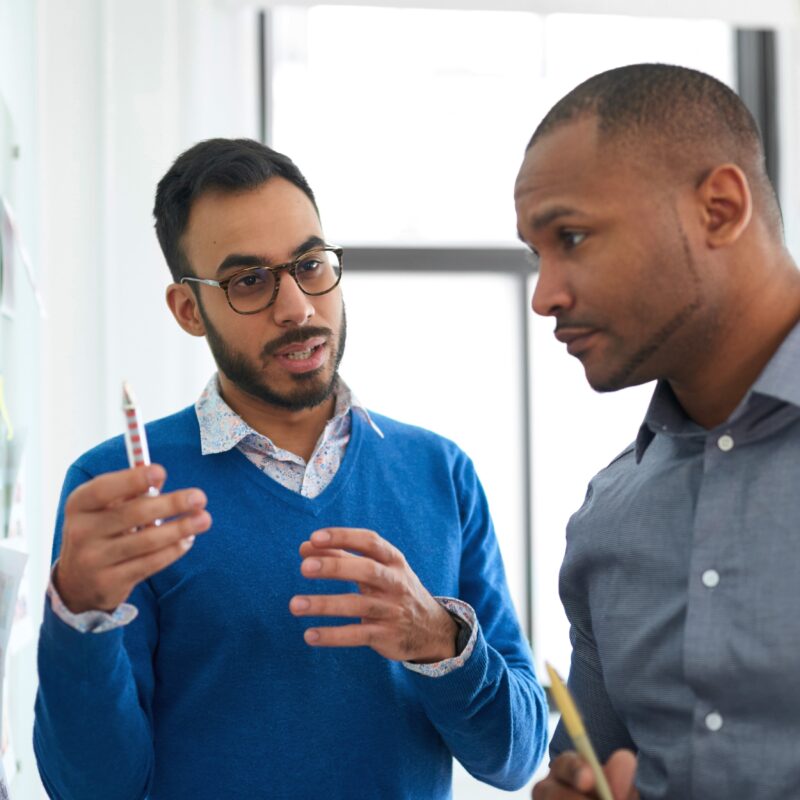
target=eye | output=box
[559,230,587,250]
[230,268,269,292]
[296,258,323,275]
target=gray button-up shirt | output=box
[551,320,800,799]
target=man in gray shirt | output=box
[517,64,800,799]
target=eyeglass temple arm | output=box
[181,277,221,287]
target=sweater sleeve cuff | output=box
[47,566,138,634]
[402,597,477,678]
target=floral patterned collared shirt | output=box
[195,374,383,498]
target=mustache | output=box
[554,320,600,333]
[260,326,334,358]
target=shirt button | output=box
[705,711,723,731]
[717,434,734,452]
[702,569,720,588]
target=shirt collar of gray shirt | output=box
[635,318,800,462]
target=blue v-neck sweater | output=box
[34,408,547,799]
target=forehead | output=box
[182,177,322,271]
[514,117,644,221]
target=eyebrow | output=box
[526,205,582,233]
[215,235,326,276]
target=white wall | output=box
[39,0,259,581]
[0,0,44,794]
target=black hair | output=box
[528,63,781,233]
[153,138,318,280]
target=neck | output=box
[670,256,800,428]
[216,375,337,462]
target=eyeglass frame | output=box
[179,244,344,315]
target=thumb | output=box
[605,749,637,799]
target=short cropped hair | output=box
[153,138,318,280]
[528,63,782,233]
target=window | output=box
[264,7,737,795]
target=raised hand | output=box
[290,527,458,663]
[54,465,212,613]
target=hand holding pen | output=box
[52,383,213,615]
[532,664,638,800]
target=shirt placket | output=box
[683,426,742,799]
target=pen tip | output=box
[122,380,135,406]
[545,661,561,683]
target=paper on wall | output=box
[4,436,31,654]
[0,196,45,319]
[0,200,13,319]
[0,544,26,664]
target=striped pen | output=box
[122,380,160,503]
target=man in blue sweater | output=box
[34,138,548,799]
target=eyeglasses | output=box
[180,245,344,315]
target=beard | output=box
[199,302,347,412]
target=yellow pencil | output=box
[545,661,614,800]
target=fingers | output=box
[547,752,596,794]
[107,532,202,589]
[300,552,396,590]
[300,528,406,589]
[104,488,206,535]
[298,541,354,560]
[308,528,401,565]
[605,750,637,799]
[66,465,166,514]
[100,510,212,566]
[532,775,597,800]
[69,486,208,541]
[300,622,383,648]
[289,593,395,620]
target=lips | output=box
[274,336,327,357]
[273,337,329,374]
[554,327,600,357]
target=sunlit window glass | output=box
[271,6,542,246]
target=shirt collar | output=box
[635,318,800,462]
[334,381,385,439]
[634,381,694,462]
[195,373,383,456]
[747,317,800,409]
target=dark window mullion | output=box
[344,246,532,275]
[736,28,779,195]
[257,9,272,146]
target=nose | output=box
[270,273,315,327]
[530,261,574,318]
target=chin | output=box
[586,363,655,394]
[587,377,625,394]
[583,359,631,393]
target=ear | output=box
[166,283,206,337]
[695,163,752,248]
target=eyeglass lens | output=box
[227,249,341,312]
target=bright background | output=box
[2,1,800,797]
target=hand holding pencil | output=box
[531,663,638,800]
[52,382,213,615]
